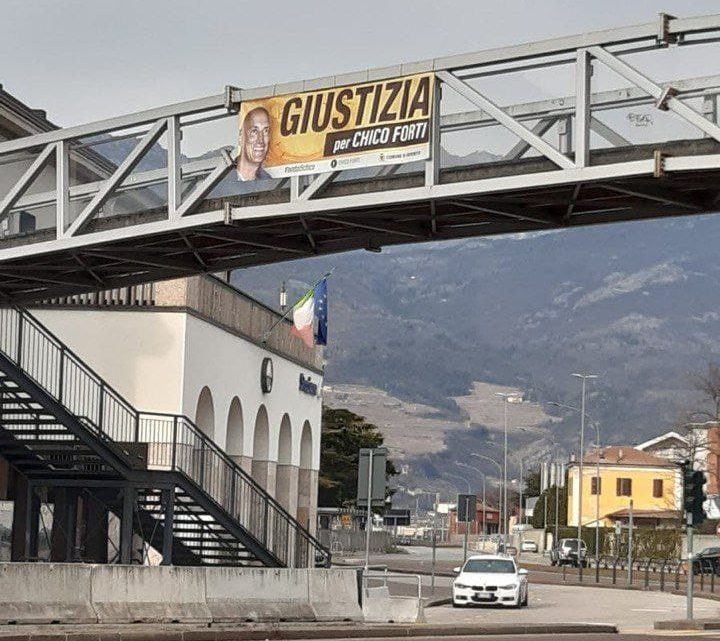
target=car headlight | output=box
[500,583,517,590]
[454,583,470,589]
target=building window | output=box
[653,479,663,498]
[591,476,602,495]
[616,478,632,496]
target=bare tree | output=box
[689,363,720,424]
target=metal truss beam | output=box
[437,70,574,169]
[64,119,167,237]
[0,144,55,222]
[589,46,720,143]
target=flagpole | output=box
[261,268,334,344]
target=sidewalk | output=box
[0,621,618,641]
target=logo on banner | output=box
[236,73,435,180]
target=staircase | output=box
[0,307,330,567]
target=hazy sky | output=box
[4,0,720,130]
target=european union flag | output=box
[314,278,328,345]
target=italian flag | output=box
[291,286,315,348]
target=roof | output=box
[605,508,681,520]
[635,431,689,451]
[573,446,678,469]
[450,502,500,513]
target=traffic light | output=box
[682,462,707,527]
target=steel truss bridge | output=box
[3,13,720,301]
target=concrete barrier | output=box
[90,565,211,623]
[205,567,315,622]
[0,563,96,624]
[308,568,363,621]
[362,586,424,623]
[0,563,361,625]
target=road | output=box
[346,546,720,636]
[424,582,720,633]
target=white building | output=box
[32,275,324,532]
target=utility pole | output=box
[463,495,470,563]
[431,492,439,596]
[627,499,634,585]
[687,509,694,619]
[572,373,597,550]
[364,449,374,572]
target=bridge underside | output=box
[1,137,719,303]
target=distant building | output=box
[567,447,682,529]
[448,501,500,536]
[636,423,720,519]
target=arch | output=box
[278,414,292,466]
[252,405,270,461]
[226,397,244,459]
[276,414,293,510]
[297,420,315,529]
[299,420,313,470]
[194,387,215,440]
[251,405,273,492]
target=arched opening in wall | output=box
[251,405,274,493]
[276,415,294,511]
[226,397,245,469]
[297,421,314,530]
[194,387,215,441]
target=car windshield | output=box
[463,559,516,574]
[563,540,580,549]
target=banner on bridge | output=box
[236,73,435,181]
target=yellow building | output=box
[567,447,681,528]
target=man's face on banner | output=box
[242,108,271,166]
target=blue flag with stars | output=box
[314,277,328,345]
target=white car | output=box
[521,540,538,553]
[452,555,529,608]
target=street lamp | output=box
[550,390,601,565]
[495,392,522,542]
[471,453,504,537]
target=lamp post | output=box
[570,374,597,554]
[471,453,503,538]
[550,394,601,565]
[495,392,522,542]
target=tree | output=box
[524,469,542,498]
[530,484,568,530]
[318,406,398,507]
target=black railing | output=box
[0,306,329,568]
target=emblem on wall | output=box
[260,357,274,393]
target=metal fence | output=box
[558,554,720,594]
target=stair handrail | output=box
[0,306,330,565]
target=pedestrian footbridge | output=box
[2,13,720,301]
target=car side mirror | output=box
[453,567,461,574]
[518,568,528,576]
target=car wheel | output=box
[550,559,556,566]
[522,590,529,607]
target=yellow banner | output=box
[236,73,434,181]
